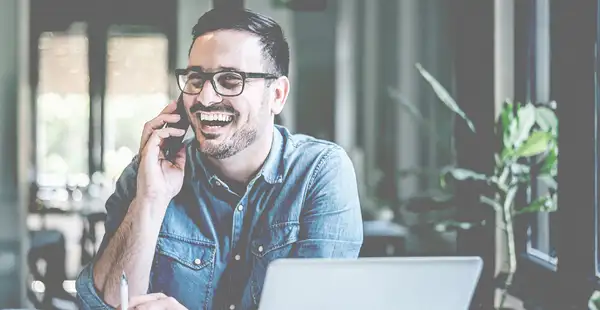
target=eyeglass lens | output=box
[179,71,244,96]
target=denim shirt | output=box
[76,125,363,310]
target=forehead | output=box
[188,30,265,72]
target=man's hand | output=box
[137,100,188,205]
[117,293,187,310]
[91,100,189,307]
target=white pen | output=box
[120,271,129,310]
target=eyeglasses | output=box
[175,67,278,97]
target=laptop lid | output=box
[258,256,483,310]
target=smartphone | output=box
[162,93,189,161]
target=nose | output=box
[196,79,221,106]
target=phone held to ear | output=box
[162,93,189,161]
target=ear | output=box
[270,76,290,115]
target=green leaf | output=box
[538,174,558,191]
[539,147,558,176]
[501,146,514,161]
[500,100,514,132]
[440,167,488,188]
[498,100,515,139]
[507,103,536,148]
[444,167,488,181]
[515,197,548,215]
[415,63,476,133]
[387,87,425,121]
[510,163,531,176]
[514,131,553,158]
[515,194,557,215]
[504,120,519,152]
[535,106,558,134]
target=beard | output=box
[199,124,258,159]
[193,95,270,159]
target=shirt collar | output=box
[260,125,285,184]
[191,125,285,186]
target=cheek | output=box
[182,95,195,114]
[230,97,257,121]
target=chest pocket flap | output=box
[157,234,216,270]
[251,222,300,258]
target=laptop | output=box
[258,256,483,310]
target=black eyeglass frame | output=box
[174,67,278,97]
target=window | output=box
[522,0,558,268]
[103,27,170,182]
[36,22,90,189]
[512,0,599,307]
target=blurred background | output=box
[0,0,599,309]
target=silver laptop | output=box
[258,256,483,310]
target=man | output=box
[76,7,363,310]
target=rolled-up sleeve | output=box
[291,146,364,258]
[76,156,139,309]
[76,260,112,310]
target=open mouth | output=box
[198,112,234,128]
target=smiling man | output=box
[76,8,363,310]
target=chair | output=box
[79,212,107,267]
[27,229,76,309]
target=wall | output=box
[0,0,29,307]
[289,2,336,139]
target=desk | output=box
[360,220,408,257]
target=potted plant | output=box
[390,63,558,309]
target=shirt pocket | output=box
[151,234,216,310]
[249,222,300,305]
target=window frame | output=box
[511,0,558,270]
[522,0,558,268]
[510,0,600,308]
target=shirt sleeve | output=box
[291,146,364,258]
[75,155,140,309]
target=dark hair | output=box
[190,8,290,77]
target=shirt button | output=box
[229,305,236,310]
[258,245,264,253]
[237,204,244,211]
[234,254,241,261]
[194,258,201,265]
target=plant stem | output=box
[499,203,517,308]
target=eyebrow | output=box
[186,65,242,72]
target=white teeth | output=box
[200,113,233,122]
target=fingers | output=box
[132,296,186,310]
[161,99,178,114]
[139,113,182,154]
[138,99,183,154]
[117,293,167,309]
[141,127,187,160]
